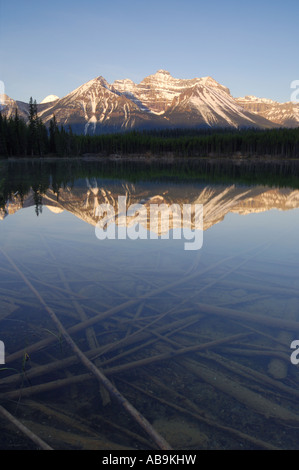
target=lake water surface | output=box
[0,158,299,450]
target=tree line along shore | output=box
[1,99,299,159]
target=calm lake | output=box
[0,157,299,450]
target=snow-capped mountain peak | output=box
[151,69,172,79]
[164,82,265,128]
[237,95,279,105]
[236,95,299,127]
[1,70,294,134]
[40,95,59,104]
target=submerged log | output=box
[220,279,299,299]
[0,404,53,450]
[19,419,133,450]
[194,301,299,334]
[180,358,299,427]
[0,333,250,400]
[0,248,172,451]
[119,378,280,450]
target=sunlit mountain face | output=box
[235,95,299,128]
[0,70,289,135]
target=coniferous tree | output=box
[28,97,38,155]
[27,97,48,156]
[49,115,59,153]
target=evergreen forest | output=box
[1,100,299,159]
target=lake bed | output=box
[0,158,299,450]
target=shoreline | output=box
[1,153,299,164]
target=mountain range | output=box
[1,70,299,134]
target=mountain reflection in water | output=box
[2,174,299,231]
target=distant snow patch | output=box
[40,95,59,104]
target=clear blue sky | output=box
[0,0,298,103]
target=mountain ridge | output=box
[1,70,298,134]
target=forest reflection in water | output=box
[0,157,299,450]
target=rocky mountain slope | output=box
[1,70,297,134]
[235,95,299,128]
[38,76,166,134]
